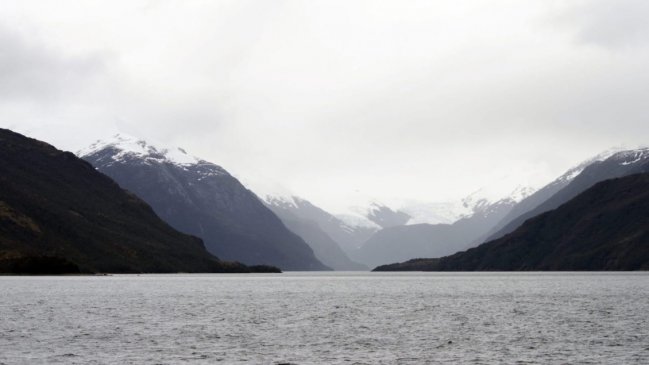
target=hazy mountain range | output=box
[349,190,525,268]
[1,127,647,273]
[263,185,538,269]
[265,195,379,256]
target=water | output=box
[1,272,648,364]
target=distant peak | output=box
[78,133,204,166]
[557,146,649,184]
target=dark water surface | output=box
[1,272,648,364]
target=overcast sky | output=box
[2,0,648,213]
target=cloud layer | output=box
[1,0,648,213]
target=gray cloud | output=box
[558,0,649,49]
[0,26,105,102]
[1,1,648,213]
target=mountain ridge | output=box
[264,196,367,270]
[375,173,649,271]
[484,148,649,243]
[80,135,328,271]
[0,128,266,274]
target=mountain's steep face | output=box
[352,196,517,268]
[376,173,649,271]
[265,195,379,255]
[485,148,649,242]
[265,197,367,270]
[80,135,327,271]
[0,129,255,274]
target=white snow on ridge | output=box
[508,185,536,203]
[554,146,648,184]
[555,147,621,184]
[398,146,648,226]
[265,194,299,210]
[615,147,649,166]
[336,214,381,231]
[78,133,203,166]
[400,202,464,225]
[264,193,381,231]
[399,183,536,226]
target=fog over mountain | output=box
[3,1,649,215]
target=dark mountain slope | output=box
[375,173,649,271]
[81,135,327,271]
[0,129,259,274]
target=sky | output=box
[1,0,649,214]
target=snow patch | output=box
[80,134,201,166]
[265,195,299,210]
[614,148,649,166]
[335,214,381,231]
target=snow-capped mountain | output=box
[79,134,200,165]
[398,183,536,226]
[460,184,535,217]
[352,188,530,268]
[79,134,328,271]
[261,178,537,269]
[265,195,379,255]
[0,128,253,274]
[484,147,649,242]
[398,202,463,225]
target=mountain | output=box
[264,196,367,270]
[80,134,327,271]
[265,195,380,255]
[352,193,520,268]
[366,203,411,228]
[375,173,649,271]
[0,128,264,274]
[399,201,464,225]
[484,148,649,242]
